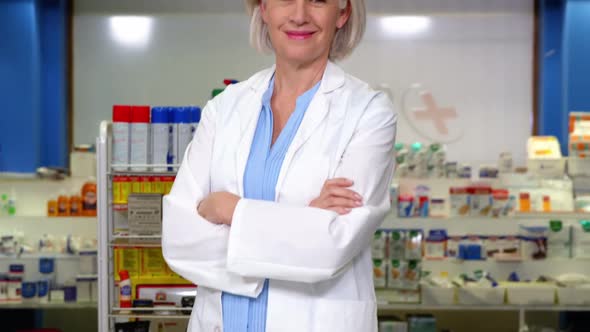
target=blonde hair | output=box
[245,0,366,61]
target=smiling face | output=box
[260,0,350,65]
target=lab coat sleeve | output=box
[226,94,397,283]
[161,98,265,297]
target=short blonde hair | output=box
[245,0,366,61]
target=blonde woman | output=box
[162,0,397,331]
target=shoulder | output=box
[336,69,397,128]
[203,66,273,119]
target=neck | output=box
[273,56,328,98]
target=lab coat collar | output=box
[247,61,345,95]
[237,61,344,198]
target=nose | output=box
[290,0,310,26]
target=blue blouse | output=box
[221,76,321,331]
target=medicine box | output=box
[128,194,163,235]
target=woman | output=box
[162,0,397,331]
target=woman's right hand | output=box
[309,178,363,215]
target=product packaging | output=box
[372,259,387,288]
[414,185,430,217]
[469,186,492,216]
[389,230,406,259]
[372,230,387,259]
[130,105,150,170]
[520,226,548,260]
[398,195,414,218]
[547,220,572,259]
[405,230,423,260]
[573,220,590,258]
[424,229,447,260]
[446,235,463,260]
[449,187,470,217]
[403,260,421,290]
[485,236,502,259]
[118,270,132,308]
[387,259,405,289]
[491,189,509,217]
[151,107,170,172]
[429,198,446,217]
[21,281,37,302]
[458,235,485,260]
[112,105,131,171]
[497,236,521,260]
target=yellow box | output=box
[114,247,140,279]
[141,247,168,277]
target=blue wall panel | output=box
[0,1,41,173]
[38,0,68,168]
[564,0,590,113]
[0,0,68,174]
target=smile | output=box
[285,31,316,40]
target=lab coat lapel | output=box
[274,62,345,200]
[235,68,275,197]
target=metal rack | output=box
[97,121,187,331]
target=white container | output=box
[151,107,170,172]
[449,187,470,217]
[112,105,131,171]
[557,287,590,305]
[176,107,193,165]
[506,285,555,305]
[457,287,504,305]
[527,158,566,177]
[79,250,98,275]
[569,157,590,176]
[421,286,455,305]
[130,106,151,171]
[76,276,93,303]
[50,289,65,303]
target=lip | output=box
[285,30,316,40]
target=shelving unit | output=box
[0,302,97,310]
[381,206,590,330]
[97,121,187,331]
[97,119,590,331]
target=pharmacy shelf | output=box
[112,307,191,312]
[109,164,180,176]
[0,216,97,222]
[0,253,83,260]
[384,212,590,223]
[377,303,590,312]
[110,243,161,248]
[0,302,97,309]
[109,312,190,320]
[112,234,161,240]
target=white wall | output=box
[74,0,533,167]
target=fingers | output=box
[325,197,362,209]
[327,187,363,202]
[324,178,354,188]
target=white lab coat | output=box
[162,61,397,332]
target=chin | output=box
[279,48,326,65]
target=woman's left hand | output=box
[197,192,241,226]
